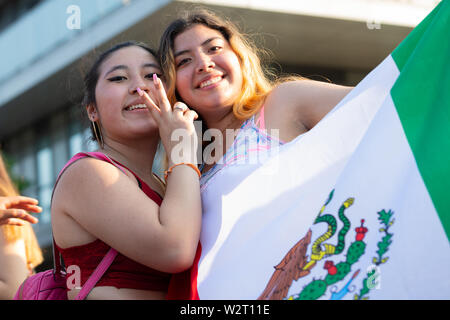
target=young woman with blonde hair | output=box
[157,9,354,298]
[0,152,43,299]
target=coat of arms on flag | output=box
[259,189,396,300]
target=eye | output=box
[210,46,222,53]
[145,72,162,79]
[107,76,127,82]
[176,57,191,68]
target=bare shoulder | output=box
[265,80,353,129]
[52,157,124,205]
[51,156,146,223]
[51,157,125,246]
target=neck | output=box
[201,107,245,166]
[203,107,244,136]
[99,136,159,180]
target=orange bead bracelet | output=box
[164,163,202,182]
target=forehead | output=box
[99,46,158,73]
[174,24,226,51]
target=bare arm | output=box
[266,80,353,132]
[0,232,28,299]
[52,154,201,274]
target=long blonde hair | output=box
[0,152,43,270]
[159,8,278,121]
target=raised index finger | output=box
[137,88,162,124]
[152,74,172,114]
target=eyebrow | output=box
[174,37,222,58]
[104,65,127,77]
[104,63,160,78]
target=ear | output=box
[86,104,99,122]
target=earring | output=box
[91,121,104,149]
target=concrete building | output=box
[0,0,440,269]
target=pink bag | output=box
[14,239,117,300]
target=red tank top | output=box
[54,152,171,291]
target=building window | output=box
[36,143,53,225]
[0,0,43,33]
[1,105,96,247]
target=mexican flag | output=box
[168,1,450,300]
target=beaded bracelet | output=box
[164,163,202,182]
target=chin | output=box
[128,124,158,137]
[194,97,235,112]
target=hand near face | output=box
[138,74,199,166]
[0,196,40,226]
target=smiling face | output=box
[173,24,243,119]
[90,46,161,142]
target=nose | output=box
[129,75,150,95]
[196,53,215,73]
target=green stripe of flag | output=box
[391,0,450,241]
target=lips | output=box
[124,98,147,111]
[197,74,225,89]
[125,103,147,111]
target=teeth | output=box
[127,104,147,111]
[200,76,222,88]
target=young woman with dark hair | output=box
[51,41,201,300]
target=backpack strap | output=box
[52,153,93,276]
[74,247,118,300]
